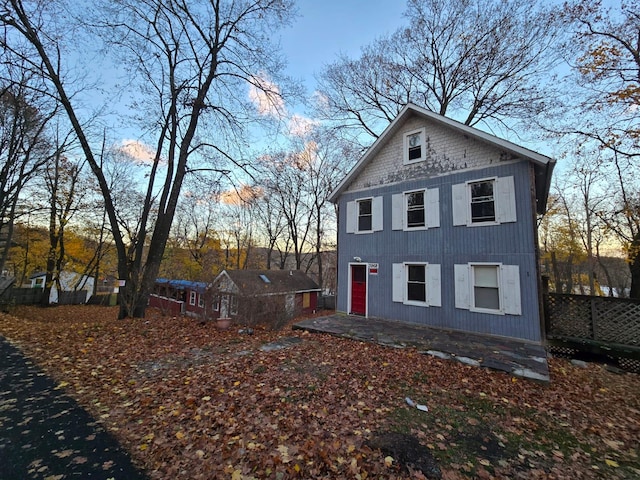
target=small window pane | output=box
[358,215,372,231]
[470,180,495,222]
[471,181,493,199]
[358,200,371,215]
[408,265,426,282]
[407,191,423,207]
[406,191,425,228]
[474,287,500,310]
[407,283,426,302]
[408,133,422,161]
[471,202,495,222]
[474,266,498,287]
[407,265,426,302]
[407,209,425,227]
[357,199,372,231]
[473,266,500,310]
[408,146,421,160]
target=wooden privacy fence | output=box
[544,292,640,372]
[57,290,88,305]
[1,288,88,306]
[7,288,44,306]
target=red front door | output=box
[350,264,367,315]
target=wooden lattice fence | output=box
[544,293,640,372]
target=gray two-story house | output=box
[329,103,555,343]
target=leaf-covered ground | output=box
[1,305,639,479]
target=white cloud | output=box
[288,114,319,137]
[117,139,156,165]
[248,75,324,139]
[248,74,286,119]
[220,184,263,206]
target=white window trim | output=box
[454,262,521,315]
[189,290,196,306]
[346,196,384,234]
[198,294,204,308]
[405,262,428,307]
[470,263,502,314]
[405,190,427,231]
[392,262,441,307]
[452,176,516,227]
[403,127,427,165]
[231,295,239,315]
[392,188,440,231]
[357,197,374,233]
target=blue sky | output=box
[102,1,408,162]
[279,1,406,93]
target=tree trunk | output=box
[565,254,574,294]
[629,234,640,299]
[596,251,615,297]
[550,251,562,293]
[0,218,14,276]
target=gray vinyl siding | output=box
[336,161,542,342]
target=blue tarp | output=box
[155,278,208,293]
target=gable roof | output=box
[215,269,320,295]
[328,103,555,214]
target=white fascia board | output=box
[328,104,414,203]
[406,104,553,166]
[328,103,554,203]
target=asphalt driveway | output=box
[0,336,147,480]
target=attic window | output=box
[259,274,271,284]
[403,127,426,165]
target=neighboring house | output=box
[328,103,555,343]
[30,271,95,304]
[211,269,321,323]
[149,278,208,317]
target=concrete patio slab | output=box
[294,314,550,382]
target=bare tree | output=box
[0,73,56,274]
[538,190,586,294]
[298,129,354,290]
[558,146,610,295]
[252,187,288,270]
[38,149,89,305]
[561,0,640,297]
[563,0,639,158]
[257,150,313,271]
[217,186,259,270]
[0,0,296,317]
[169,188,224,279]
[603,151,640,298]
[317,0,565,142]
